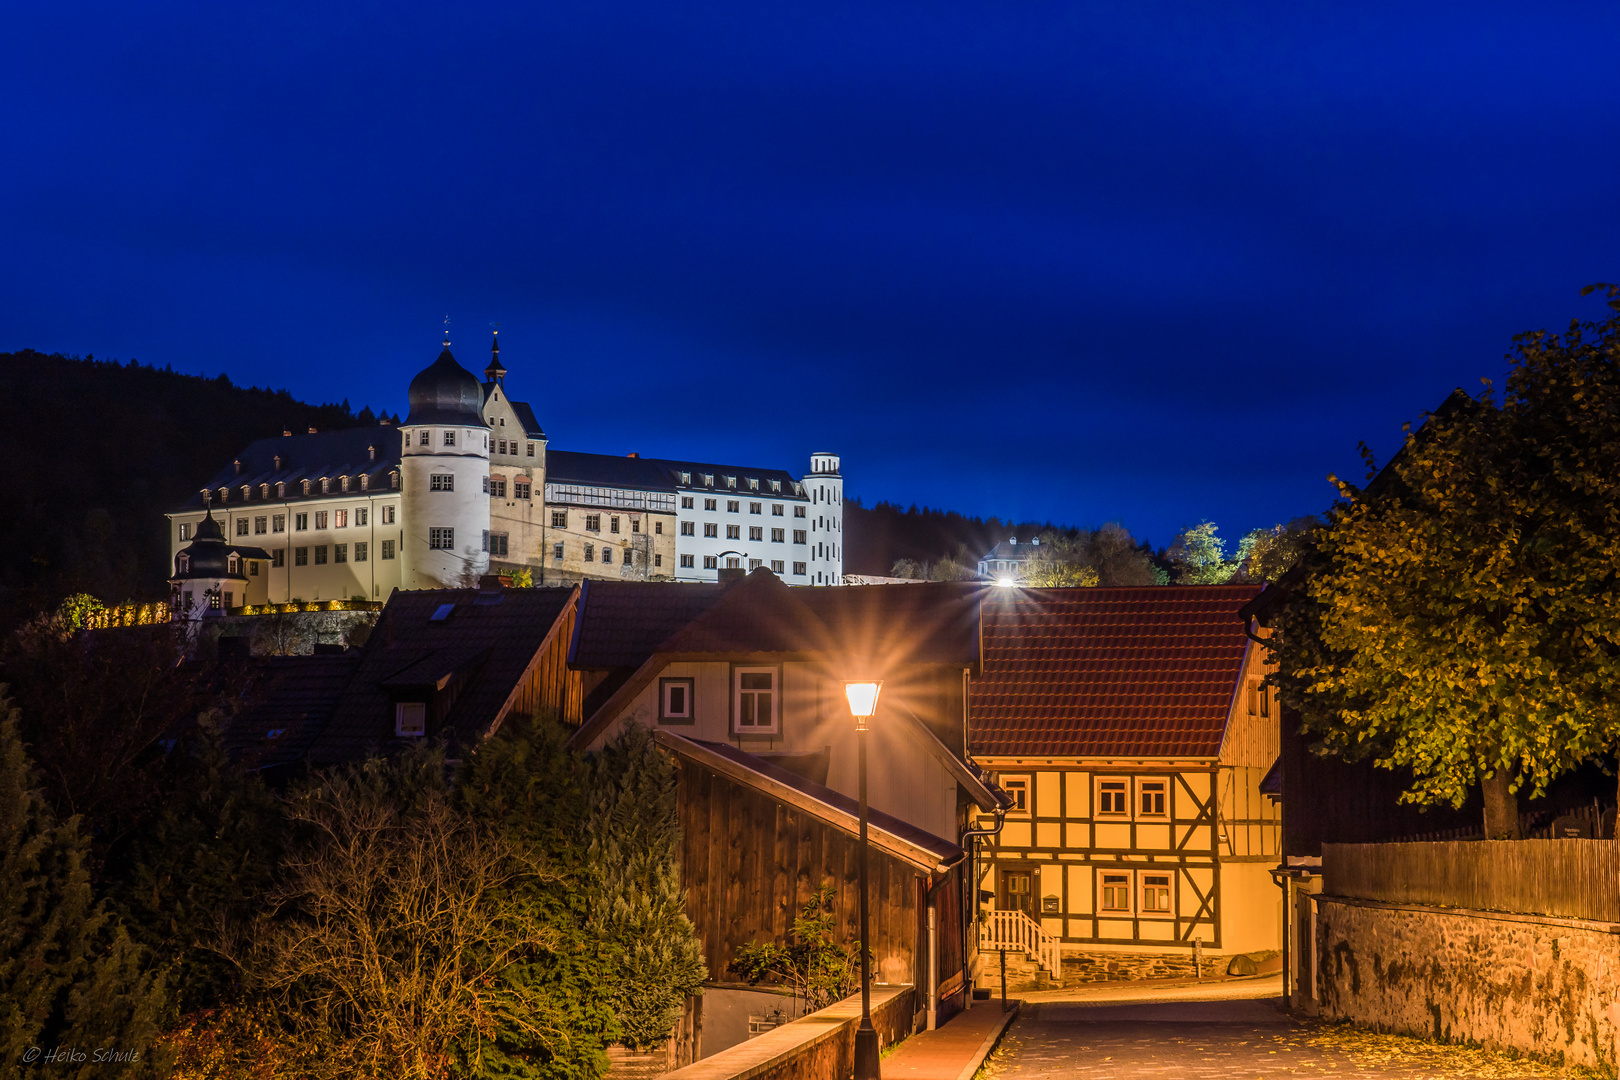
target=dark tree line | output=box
[0,351,380,622]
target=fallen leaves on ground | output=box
[1299,1021,1591,1078]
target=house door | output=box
[999,869,1034,918]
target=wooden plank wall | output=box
[507,600,582,724]
[678,759,925,987]
[1323,839,1620,922]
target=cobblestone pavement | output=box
[975,998,1581,1079]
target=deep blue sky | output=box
[6,3,1620,549]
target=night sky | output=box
[6,3,1620,548]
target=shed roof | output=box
[969,585,1261,759]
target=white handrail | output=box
[979,908,1062,979]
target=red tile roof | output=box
[968,585,1261,759]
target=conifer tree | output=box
[0,702,167,1078]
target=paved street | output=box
[976,985,1576,1079]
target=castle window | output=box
[630,519,640,533]
[585,514,601,532]
[682,496,694,509]
[490,478,507,498]
[583,544,594,562]
[294,547,308,566]
[481,530,489,552]
[771,528,783,542]
[749,527,762,541]
[428,528,454,550]
[339,476,349,492]
[705,498,717,511]
[249,560,260,577]
[314,546,328,565]
[792,561,806,575]
[482,476,489,493]
[314,511,328,530]
[240,485,251,500]
[681,554,694,568]
[526,442,535,457]
[609,516,620,534]
[770,480,781,492]
[489,533,508,556]
[772,504,784,516]
[254,516,267,535]
[321,478,330,494]
[334,544,347,563]
[272,550,284,568]
[703,555,716,569]
[553,544,563,559]
[259,484,269,498]
[430,474,454,492]
[390,472,399,489]
[218,487,229,502]
[703,523,717,538]
[654,554,663,567]
[793,530,806,544]
[654,521,663,534]
[381,540,395,560]
[748,479,759,491]
[356,507,368,526]
[601,547,612,564]
[354,542,368,562]
[276,482,286,498]
[334,510,347,528]
[681,522,694,536]
[418,431,429,446]
[179,523,192,541]
[236,519,249,537]
[551,511,567,528]
[749,502,761,514]
[360,474,370,490]
[514,479,530,499]
[443,431,456,446]
[794,506,806,518]
[382,505,396,524]
[702,474,714,486]
[302,480,311,496]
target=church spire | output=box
[484,327,506,386]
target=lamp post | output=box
[844,680,883,1080]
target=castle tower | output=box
[807,452,843,586]
[400,342,491,588]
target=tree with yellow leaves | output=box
[1267,286,1620,839]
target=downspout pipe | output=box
[959,803,1009,1008]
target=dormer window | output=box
[702,474,714,487]
[276,481,286,498]
[770,480,781,492]
[240,485,251,500]
[177,554,190,573]
[725,476,736,489]
[748,478,759,490]
[320,478,330,494]
[792,483,803,496]
[227,554,240,575]
[259,484,269,498]
[395,702,427,737]
[389,471,400,489]
[360,474,370,490]
[218,487,229,503]
[302,480,312,496]
[273,455,282,471]
[339,476,350,492]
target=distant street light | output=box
[844,680,883,1080]
[996,577,1016,588]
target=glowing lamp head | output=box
[996,577,1016,588]
[844,681,882,721]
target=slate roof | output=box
[969,585,1262,759]
[222,652,364,769]
[508,400,545,439]
[646,458,809,500]
[545,450,680,493]
[568,580,727,668]
[304,585,577,766]
[177,426,403,510]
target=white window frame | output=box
[660,677,694,724]
[1099,869,1134,914]
[396,702,427,737]
[1139,870,1174,916]
[732,665,780,736]
[1137,777,1170,818]
[999,774,1031,816]
[1096,776,1130,818]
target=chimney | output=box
[283,429,293,437]
[308,426,318,435]
[627,452,640,458]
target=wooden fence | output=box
[1322,840,1620,922]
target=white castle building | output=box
[166,336,844,609]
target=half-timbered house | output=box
[967,584,1280,986]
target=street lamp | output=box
[844,680,883,1080]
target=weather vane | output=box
[442,314,451,346]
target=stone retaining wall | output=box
[1317,894,1620,1069]
[656,986,912,1080]
[979,949,1227,992]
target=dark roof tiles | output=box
[969,585,1261,759]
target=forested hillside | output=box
[842,499,1079,576]
[0,350,377,617]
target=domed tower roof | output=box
[172,510,244,581]
[405,347,488,427]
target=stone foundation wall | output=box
[977,949,1226,992]
[1317,895,1620,1069]
[196,609,378,657]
